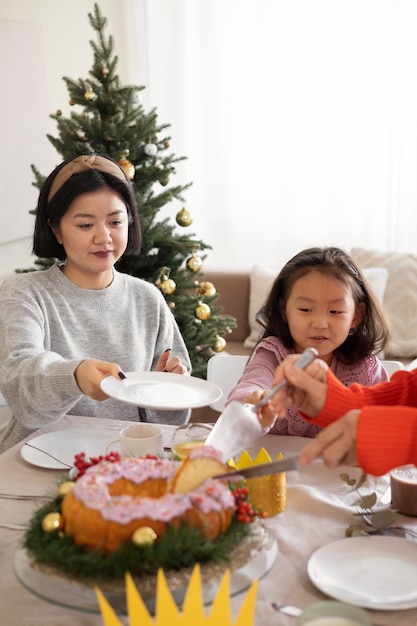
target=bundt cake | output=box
[61,445,234,553]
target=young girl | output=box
[226,246,390,437]
[0,154,191,452]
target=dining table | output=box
[1,413,417,626]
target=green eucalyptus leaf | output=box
[356,472,367,489]
[370,509,400,530]
[359,492,377,509]
[346,523,370,537]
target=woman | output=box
[267,354,417,476]
[0,154,191,452]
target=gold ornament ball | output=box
[214,335,227,352]
[160,278,176,295]
[198,281,216,297]
[42,512,63,533]
[187,254,203,273]
[58,481,74,496]
[132,526,157,546]
[176,207,193,227]
[56,109,62,116]
[195,303,211,321]
[84,86,97,101]
[118,158,135,180]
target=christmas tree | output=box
[29,3,236,379]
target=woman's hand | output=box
[244,390,277,430]
[269,356,329,418]
[74,359,124,400]
[155,349,189,375]
[299,410,361,468]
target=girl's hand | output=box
[155,349,189,375]
[74,359,124,400]
[244,390,278,430]
[299,410,361,468]
[269,356,329,418]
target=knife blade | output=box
[214,453,299,480]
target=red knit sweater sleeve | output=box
[303,368,417,476]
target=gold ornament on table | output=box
[236,448,286,517]
[198,281,216,297]
[118,158,135,180]
[186,252,203,273]
[84,85,97,101]
[213,334,226,352]
[132,526,157,546]
[96,564,258,626]
[176,207,193,227]
[195,302,211,321]
[42,512,64,533]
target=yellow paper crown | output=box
[95,564,258,626]
[236,447,286,517]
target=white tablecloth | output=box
[0,414,416,625]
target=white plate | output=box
[100,371,222,410]
[20,429,120,469]
[308,535,417,610]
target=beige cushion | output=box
[244,262,388,350]
[351,247,417,358]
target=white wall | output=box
[0,0,137,280]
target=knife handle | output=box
[253,347,318,411]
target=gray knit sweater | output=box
[0,264,191,452]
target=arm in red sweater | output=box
[309,368,417,427]
[302,368,417,475]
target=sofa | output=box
[191,247,417,422]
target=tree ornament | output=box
[144,143,157,156]
[132,526,157,546]
[176,207,193,227]
[160,278,176,295]
[56,109,62,116]
[102,66,109,77]
[160,177,170,187]
[195,302,211,321]
[69,99,75,106]
[84,85,97,101]
[118,158,135,180]
[42,512,63,532]
[186,253,203,273]
[198,281,216,297]
[164,139,171,148]
[168,301,176,310]
[213,334,227,352]
[58,481,74,496]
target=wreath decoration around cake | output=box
[23,445,267,587]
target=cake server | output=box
[213,452,299,480]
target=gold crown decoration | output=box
[236,448,286,517]
[95,564,258,626]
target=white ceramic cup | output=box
[297,601,371,626]
[390,464,417,516]
[106,424,163,458]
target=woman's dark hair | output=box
[258,246,390,364]
[33,155,141,260]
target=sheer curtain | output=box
[132,0,417,270]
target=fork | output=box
[0,492,49,500]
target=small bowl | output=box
[297,601,371,625]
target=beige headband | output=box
[47,155,128,201]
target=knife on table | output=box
[214,453,299,480]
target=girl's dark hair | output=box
[258,246,390,364]
[33,155,141,260]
